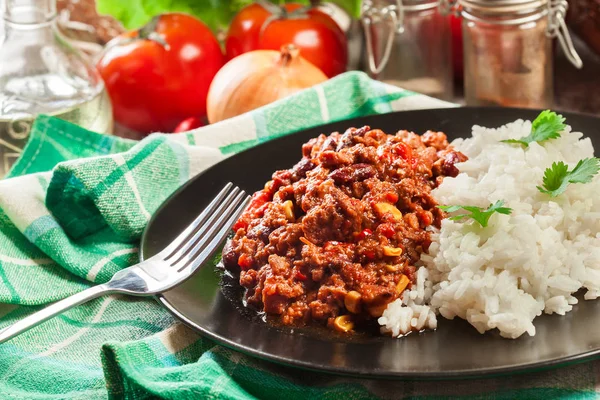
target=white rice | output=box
[378,118,600,339]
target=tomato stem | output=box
[257,1,313,38]
[138,15,170,50]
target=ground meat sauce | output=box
[222,126,467,333]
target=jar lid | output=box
[458,0,547,13]
[361,0,438,13]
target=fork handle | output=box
[0,284,111,344]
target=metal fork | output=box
[0,183,250,344]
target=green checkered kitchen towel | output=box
[0,71,598,399]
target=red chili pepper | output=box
[247,191,270,213]
[238,253,252,270]
[417,210,433,226]
[232,219,248,232]
[379,224,396,238]
[357,228,372,241]
[295,270,307,281]
[364,250,376,260]
[378,152,393,164]
[392,142,412,160]
[385,193,399,203]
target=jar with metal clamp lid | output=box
[361,0,454,101]
[440,0,582,108]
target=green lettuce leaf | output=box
[96,0,362,33]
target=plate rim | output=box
[153,294,600,379]
[142,106,600,379]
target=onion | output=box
[207,44,328,123]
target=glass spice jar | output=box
[361,0,454,101]
[440,0,582,108]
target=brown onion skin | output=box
[206,45,328,123]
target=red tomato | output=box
[225,3,347,78]
[173,116,204,133]
[225,3,271,60]
[97,13,225,134]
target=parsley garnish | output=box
[501,110,566,147]
[537,158,600,197]
[438,200,513,228]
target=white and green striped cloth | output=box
[1,72,599,399]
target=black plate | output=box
[141,107,600,379]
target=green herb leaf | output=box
[96,0,362,32]
[567,158,600,183]
[438,200,512,228]
[537,158,600,197]
[501,110,566,147]
[436,205,462,213]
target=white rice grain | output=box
[379,118,600,339]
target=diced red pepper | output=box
[238,253,252,270]
[417,210,433,226]
[379,224,396,238]
[232,219,248,232]
[392,142,413,161]
[385,192,399,203]
[295,270,307,281]
[247,191,270,213]
[364,250,376,260]
[392,142,419,169]
[377,148,393,164]
[357,228,372,241]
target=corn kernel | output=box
[396,274,410,294]
[344,291,362,314]
[282,200,294,221]
[383,246,403,257]
[385,264,400,272]
[333,315,354,333]
[374,202,402,221]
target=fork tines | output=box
[159,183,250,272]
